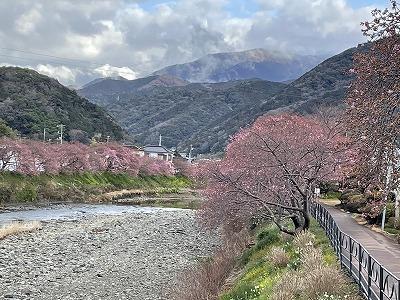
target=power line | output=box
[0,47,104,66]
[0,47,137,77]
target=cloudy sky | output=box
[0,0,388,86]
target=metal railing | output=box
[309,200,400,300]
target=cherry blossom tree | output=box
[0,138,175,177]
[199,114,350,234]
[346,0,400,219]
[90,143,141,176]
[139,156,174,176]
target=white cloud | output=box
[0,0,379,85]
[36,64,79,85]
[94,64,137,80]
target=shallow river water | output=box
[0,204,179,224]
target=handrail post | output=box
[339,231,343,269]
[368,254,372,298]
[349,237,353,276]
[380,265,384,300]
[397,280,400,300]
[358,243,362,291]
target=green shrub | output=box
[386,203,395,219]
[339,190,367,213]
[15,185,38,202]
[386,217,398,229]
[0,185,13,203]
[240,225,280,265]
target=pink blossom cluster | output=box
[0,138,174,176]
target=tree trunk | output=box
[395,189,400,221]
[291,215,302,230]
[302,199,310,231]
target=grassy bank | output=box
[0,172,193,204]
[220,220,361,300]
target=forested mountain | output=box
[80,78,286,150]
[184,46,360,153]
[152,48,325,83]
[0,67,124,141]
[79,75,188,106]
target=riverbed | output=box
[0,205,218,299]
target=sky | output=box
[0,0,389,86]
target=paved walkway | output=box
[325,205,400,277]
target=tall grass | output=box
[172,230,250,300]
[0,221,42,239]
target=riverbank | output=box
[175,219,362,300]
[219,220,361,300]
[0,207,218,300]
[0,172,193,206]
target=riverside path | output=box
[324,205,400,277]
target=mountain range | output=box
[0,45,361,152]
[152,48,325,83]
[0,67,124,142]
[79,45,361,153]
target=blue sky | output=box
[348,0,387,8]
[137,0,389,16]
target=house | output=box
[143,145,174,162]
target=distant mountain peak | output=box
[79,74,189,98]
[153,48,325,83]
[81,75,128,89]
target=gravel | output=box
[0,208,218,300]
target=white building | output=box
[143,145,174,162]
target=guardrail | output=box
[309,200,400,300]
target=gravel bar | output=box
[0,208,218,300]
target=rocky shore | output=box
[0,208,218,299]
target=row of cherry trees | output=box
[0,139,174,176]
[197,1,399,234]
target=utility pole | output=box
[106,136,110,143]
[43,128,47,142]
[57,124,65,145]
[188,144,194,164]
[159,134,162,146]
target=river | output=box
[0,204,218,300]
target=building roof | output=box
[143,145,172,154]
[123,144,143,150]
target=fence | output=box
[309,200,400,300]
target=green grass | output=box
[320,191,342,202]
[148,199,201,209]
[219,220,341,300]
[0,172,193,204]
